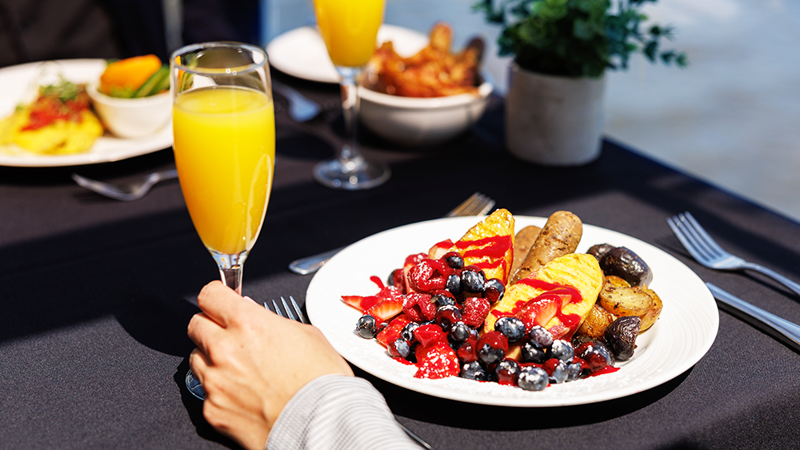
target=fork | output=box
[667,211,800,297]
[273,80,322,122]
[287,192,496,275]
[72,169,178,201]
[265,297,435,450]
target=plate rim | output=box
[306,215,720,407]
[0,58,173,168]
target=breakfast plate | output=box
[266,24,428,83]
[306,215,719,407]
[0,59,172,168]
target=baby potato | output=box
[598,283,653,317]
[577,303,617,339]
[639,286,664,332]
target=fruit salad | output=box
[341,209,662,392]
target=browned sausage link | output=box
[510,225,541,277]
[511,211,583,283]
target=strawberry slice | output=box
[413,323,446,347]
[376,314,411,348]
[342,295,382,312]
[365,298,404,325]
[414,341,460,379]
[428,239,454,260]
[515,297,558,331]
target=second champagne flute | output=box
[313,0,390,190]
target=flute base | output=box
[186,369,205,400]
[313,157,390,190]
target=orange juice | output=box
[172,86,275,255]
[314,0,385,68]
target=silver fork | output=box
[667,211,800,297]
[264,296,435,450]
[288,192,496,275]
[72,169,178,201]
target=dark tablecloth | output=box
[1,74,800,450]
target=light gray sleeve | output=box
[266,374,420,450]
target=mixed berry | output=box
[343,249,621,392]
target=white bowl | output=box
[358,80,493,147]
[87,85,171,139]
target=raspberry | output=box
[403,292,436,322]
[408,259,450,292]
[461,296,491,327]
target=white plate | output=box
[0,59,172,167]
[306,216,719,407]
[266,25,428,83]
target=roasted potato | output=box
[599,246,653,287]
[511,211,582,283]
[598,282,653,317]
[604,316,642,361]
[576,303,617,339]
[510,225,541,276]
[639,285,664,332]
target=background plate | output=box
[0,59,172,167]
[267,25,428,83]
[306,215,719,407]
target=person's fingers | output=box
[187,312,222,355]
[188,348,211,384]
[196,281,245,328]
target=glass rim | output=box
[170,41,268,76]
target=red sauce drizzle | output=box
[588,365,620,377]
[454,235,512,281]
[369,276,385,290]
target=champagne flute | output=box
[170,42,275,399]
[313,0,390,190]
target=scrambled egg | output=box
[0,79,104,155]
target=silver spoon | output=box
[72,169,178,201]
[273,80,321,122]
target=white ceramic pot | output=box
[505,64,606,166]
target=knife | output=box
[706,282,800,351]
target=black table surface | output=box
[2,73,800,450]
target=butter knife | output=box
[706,282,800,351]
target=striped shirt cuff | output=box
[267,375,418,450]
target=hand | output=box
[187,281,353,450]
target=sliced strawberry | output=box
[403,292,436,322]
[377,285,405,301]
[365,298,404,324]
[341,295,381,312]
[461,296,491,328]
[515,297,558,331]
[376,314,411,348]
[413,323,446,347]
[414,341,460,379]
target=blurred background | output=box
[262,0,800,223]
[1,0,798,223]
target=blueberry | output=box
[449,321,471,343]
[493,359,521,386]
[549,359,569,384]
[578,341,616,371]
[445,273,463,296]
[401,322,421,343]
[355,315,378,339]
[494,316,526,342]
[433,293,456,308]
[388,338,411,359]
[478,341,505,365]
[461,266,486,293]
[521,341,547,364]
[435,305,462,332]
[483,278,505,303]
[548,340,575,362]
[460,361,487,380]
[443,252,465,270]
[528,325,554,348]
[518,366,549,391]
[566,362,583,381]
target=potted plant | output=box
[474,0,687,165]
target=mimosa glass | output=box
[313,0,390,190]
[171,42,275,399]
